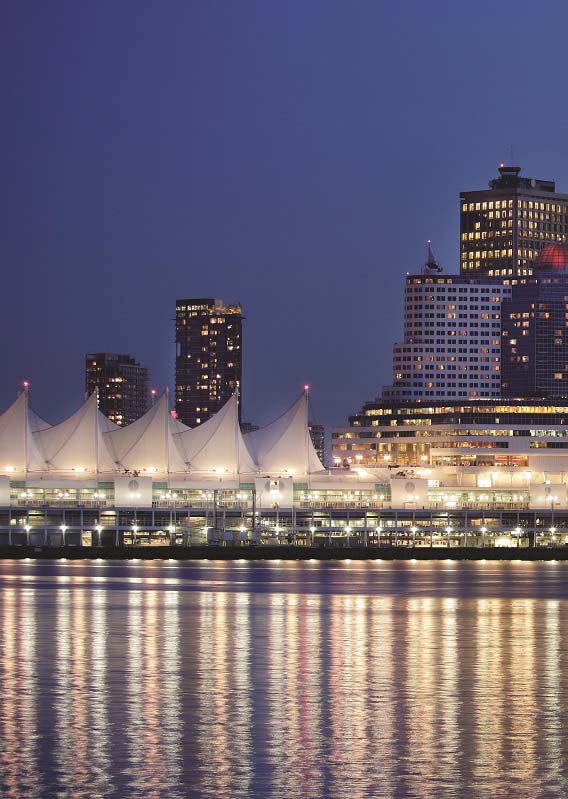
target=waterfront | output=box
[2,560,568,798]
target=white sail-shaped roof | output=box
[34,392,117,473]
[0,391,47,473]
[245,392,324,475]
[104,391,187,474]
[29,408,51,433]
[174,394,257,473]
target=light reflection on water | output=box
[1,560,568,798]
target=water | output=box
[1,559,568,799]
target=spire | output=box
[422,240,442,274]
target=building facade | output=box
[382,274,511,400]
[460,165,568,278]
[0,389,567,549]
[175,298,243,427]
[309,424,325,466]
[85,353,149,426]
[333,397,568,469]
[502,242,568,397]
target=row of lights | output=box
[15,523,563,542]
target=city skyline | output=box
[4,7,568,799]
[2,2,568,431]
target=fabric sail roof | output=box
[104,391,187,473]
[34,392,117,472]
[174,393,256,473]
[29,408,51,433]
[245,392,324,475]
[0,391,47,472]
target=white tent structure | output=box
[0,391,49,473]
[104,391,187,474]
[34,392,117,473]
[174,393,257,474]
[245,391,324,475]
[0,386,326,478]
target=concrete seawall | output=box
[2,545,568,561]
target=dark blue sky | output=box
[2,1,568,428]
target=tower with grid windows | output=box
[460,165,568,278]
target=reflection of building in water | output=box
[0,571,567,796]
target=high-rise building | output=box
[85,353,149,426]
[308,424,325,466]
[501,241,568,397]
[382,272,511,401]
[175,298,243,427]
[460,165,568,278]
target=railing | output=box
[152,500,250,509]
[298,501,386,510]
[15,499,109,508]
[428,501,530,510]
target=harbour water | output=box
[1,559,568,799]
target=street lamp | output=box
[446,525,452,548]
[411,525,417,547]
[95,524,103,547]
[550,495,557,533]
[310,526,316,547]
[481,526,487,547]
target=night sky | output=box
[2,1,568,429]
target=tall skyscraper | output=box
[308,424,325,465]
[501,241,568,397]
[382,271,511,401]
[175,298,243,427]
[460,165,568,278]
[85,353,149,426]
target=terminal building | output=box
[0,384,566,549]
[331,396,568,545]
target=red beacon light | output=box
[304,384,310,392]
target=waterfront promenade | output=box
[3,544,568,561]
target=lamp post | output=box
[168,524,176,546]
[446,525,452,549]
[481,525,487,548]
[345,525,350,547]
[60,524,67,546]
[310,526,315,547]
[132,524,138,546]
[550,494,556,539]
[411,525,417,548]
[95,524,103,547]
[550,526,557,548]
[24,524,31,546]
